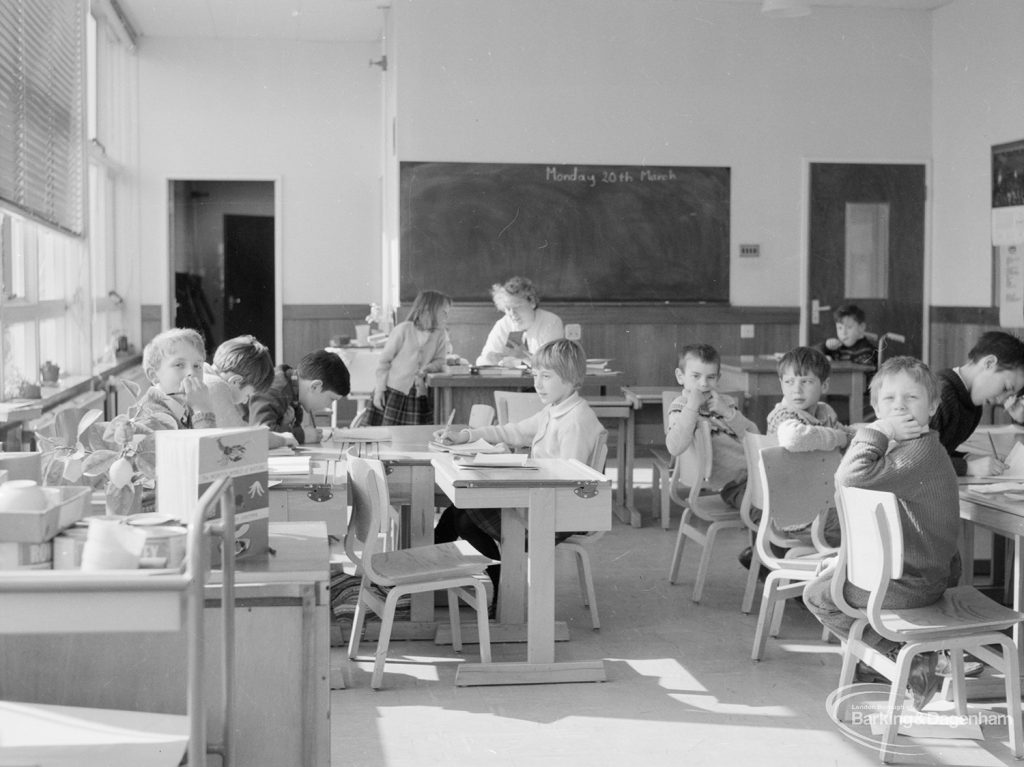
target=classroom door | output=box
[224,214,276,359]
[806,163,926,360]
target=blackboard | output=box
[399,161,730,303]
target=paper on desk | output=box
[455,453,535,469]
[428,438,507,455]
[964,481,1024,494]
[268,455,311,476]
[999,441,1024,478]
[958,423,1024,458]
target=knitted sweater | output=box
[137,386,216,430]
[814,336,877,367]
[837,428,959,604]
[375,321,448,396]
[665,391,758,491]
[766,401,850,452]
[929,368,980,476]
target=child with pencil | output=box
[930,330,1024,476]
[364,290,452,426]
[432,339,606,609]
[203,334,276,428]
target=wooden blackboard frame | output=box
[399,161,730,303]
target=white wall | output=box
[931,0,1024,307]
[136,37,382,319]
[392,0,932,306]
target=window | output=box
[0,0,137,400]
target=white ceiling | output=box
[112,0,953,44]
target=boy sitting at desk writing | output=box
[137,328,217,430]
[803,356,963,710]
[247,349,351,447]
[433,339,605,610]
[665,343,759,510]
[930,330,1024,477]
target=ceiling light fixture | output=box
[762,0,811,18]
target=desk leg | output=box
[499,508,528,626]
[527,488,556,664]
[613,420,626,514]
[849,372,864,423]
[408,465,436,624]
[626,408,639,528]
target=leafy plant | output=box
[36,379,177,514]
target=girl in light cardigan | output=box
[363,290,451,426]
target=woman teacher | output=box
[476,276,564,366]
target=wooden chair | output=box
[831,486,1024,763]
[648,390,677,530]
[666,419,747,603]
[555,430,609,629]
[738,432,779,615]
[750,445,841,661]
[345,454,494,689]
[467,403,495,428]
[494,390,544,425]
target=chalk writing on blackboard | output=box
[400,161,730,303]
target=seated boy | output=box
[767,346,852,452]
[665,343,759,510]
[433,339,605,605]
[803,356,962,710]
[930,330,1024,476]
[247,349,351,446]
[137,328,217,429]
[203,335,275,428]
[814,304,878,367]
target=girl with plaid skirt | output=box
[364,290,451,426]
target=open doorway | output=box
[169,180,277,359]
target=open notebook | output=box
[428,438,507,455]
[454,453,536,469]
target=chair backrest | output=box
[755,446,842,561]
[344,454,391,580]
[468,403,495,428]
[661,390,678,434]
[837,486,904,593]
[494,390,544,425]
[739,432,778,529]
[588,429,609,472]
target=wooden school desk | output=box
[585,394,641,527]
[431,455,612,686]
[718,356,873,427]
[427,369,625,423]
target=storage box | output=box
[156,427,270,563]
[0,484,92,544]
[0,540,52,569]
[42,485,91,528]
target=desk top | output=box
[428,370,623,388]
[720,355,874,374]
[432,455,607,488]
[211,521,329,586]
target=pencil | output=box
[442,408,456,442]
[988,432,1000,461]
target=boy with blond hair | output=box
[138,328,216,429]
[203,335,276,428]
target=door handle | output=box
[811,299,831,325]
[227,295,241,311]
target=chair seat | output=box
[371,542,495,586]
[878,584,1024,637]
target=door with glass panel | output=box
[806,163,926,360]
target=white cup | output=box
[80,517,146,570]
[355,324,371,344]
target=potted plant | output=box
[36,380,177,515]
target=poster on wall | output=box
[992,139,1024,327]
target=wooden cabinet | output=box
[0,522,330,767]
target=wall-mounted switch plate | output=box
[565,323,582,340]
[740,324,755,339]
[739,244,760,258]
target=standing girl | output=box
[364,290,451,425]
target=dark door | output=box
[224,214,275,359]
[807,163,926,360]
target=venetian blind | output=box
[0,0,86,235]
